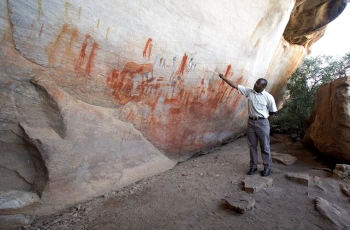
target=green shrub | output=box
[271,52,350,137]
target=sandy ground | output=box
[26,134,350,230]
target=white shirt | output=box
[237,85,277,118]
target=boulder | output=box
[304,77,350,162]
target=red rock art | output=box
[224,64,232,78]
[107,61,247,156]
[176,53,188,75]
[143,38,152,59]
[75,35,91,70]
[48,24,69,63]
[107,62,153,105]
[86,42,99,74]
[63,28,78,63]
[46,24,99,75]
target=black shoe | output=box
[248,168,257,175]
[261,168,271,177]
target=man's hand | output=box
[268,112,277,121]
[217,73,238,89]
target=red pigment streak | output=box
[195,78,206,98]
[39,24,44,37]
[154,83,161,89]
[159,57,163,65]
[224,64,232,78]
[107,62,153,105]
[148,93,161,113]
[75,35,91,71]
[176,53,188,75]
[169,108,181,115]
[143,38,152,57]
[164,98,180,105]
[63,28,78,62]
[86,42,99,74]
[226,87,235,98]
[48,24,69,63]
[126,110,134,121]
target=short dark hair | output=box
[257,78,267,87]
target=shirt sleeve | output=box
[268,95,278,112]
[237,85,249,98]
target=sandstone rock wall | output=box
[0,0,348,222]
[284,0,347,49]
[303,76,350,162]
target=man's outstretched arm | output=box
[218,74,238,89]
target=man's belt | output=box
[249,117,265,120]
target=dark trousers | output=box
[247,118,272,169]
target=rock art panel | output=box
[5,0,298,158]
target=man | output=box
[218,74,277,176]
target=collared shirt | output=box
[237,85,277,118]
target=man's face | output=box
[253,80,265,93]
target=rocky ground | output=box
[25,134,350,230]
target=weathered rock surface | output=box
[22,75,176,215]
[0,214,33,230]
[0,190,41,214]
[0,190,41,229]
[285,172,311,186]
[242,176,273,193]
[0,0,348,225]
[315,197,350,229]
[333,164,350,179]
[304,77,350,162]
[271,152,297,165]
[284,0,347,48]
[223,191,255,214]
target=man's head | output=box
[254,78,267,93]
